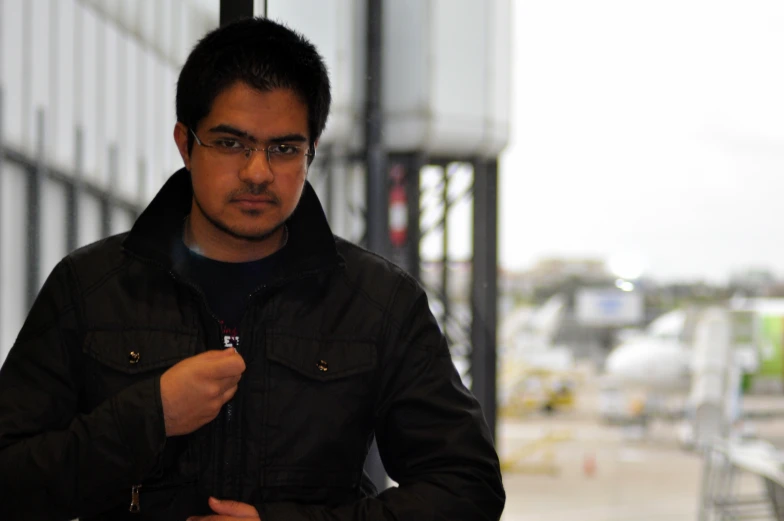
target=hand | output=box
[187,497,260,521]
[160,347,246,436]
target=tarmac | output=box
[498,416,702,521]
[497,381,784,521]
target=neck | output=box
[183,212,287,263]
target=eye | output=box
[269,144,300,156]
[213,139,244,149]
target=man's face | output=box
[175,82,311,243]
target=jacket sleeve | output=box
[259,279,506,520]
[0,259,167,521]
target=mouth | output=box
[231,196,277,209]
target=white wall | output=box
[0,0,218,366]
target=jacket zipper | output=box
[129,484,141,513]
[166,269,228,498]
[122,253,225,507]
[224,266,341,492]
[122,249,342,500]
[128,477,198,513]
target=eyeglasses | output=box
[190,129,314,173]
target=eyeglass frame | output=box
[189,128,315,169]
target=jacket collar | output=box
[123,168,343,279]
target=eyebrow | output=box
[207,124,257,142]
[207,124,308,144]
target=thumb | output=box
[200,347,236,359]
[208,497,259,517]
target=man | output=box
[0,18,504,520]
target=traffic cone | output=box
[583,452,596,477]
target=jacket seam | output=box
[267,330,376,344]
[370,276,407,414]
[13,262,80,347]
[337,238,421,291]
[336,271,389,319]
[85,326,197,334]
[64,257,87,330]
[380,274,421,340]
[109,393,135,469]
[336,239,420,334]
[81,258,133,298]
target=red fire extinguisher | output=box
[389,165,408,248]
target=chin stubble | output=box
[193,193,284,242]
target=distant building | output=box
[526,257,611,286]
[729,268,778,297]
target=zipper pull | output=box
[129,484,142,513]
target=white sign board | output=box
[576,288,644,327]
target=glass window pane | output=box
[1,0,25,148]
[30,0,50,148]
[110,206,133,236]
[102,23,120,178]
[79,4,99,179]
[40,178,68,286]
[53,0,77,171]
[161,67,179,176]
[0,163,29,366]
[77,192,102,248]
[118,33,138,200]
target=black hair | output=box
[176,17,331,154]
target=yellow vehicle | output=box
[500,366,577,417]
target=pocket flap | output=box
[83,330,198,374]
[267,331,376,381]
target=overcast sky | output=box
[498,0,784,283]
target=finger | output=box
[216,374,241,394]
[221,384,239,403]
[209,354,246,379]
[196,347,237,360]
[220,374,242,386]
[187,515,248,521]
[209,496,260,517]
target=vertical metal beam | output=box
[363,0,389,493]
[404,154,422,282]
[365,0,388,260]
[136,156,147,220]
[471,158,499,441]
[254,0,268,17]
[220,0,255,26]
[21,0,32,148]
[0,87,5,346]
[102,145,118,238]
[441,165,450,331]
[48,0,59,163]
[387,153,423,281]
[66,128,83,253]
[27,110,45,308]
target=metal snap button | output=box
[317,359,328,372]
[129,351,141,364]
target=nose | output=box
[238,148,274,185]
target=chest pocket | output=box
[82,329,198,409]
[261,330,377,473]
[266,332,377,381]
[82,329,203,488]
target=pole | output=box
[220,0,255,26]
[471,158,499,441]
[363,0,389,492]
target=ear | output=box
[173,122,191,170]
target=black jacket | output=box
[0,169,505,520]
